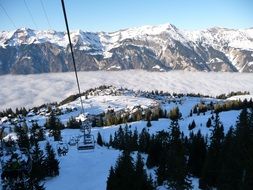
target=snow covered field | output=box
[60,95,158,115]
[0,70,253,110]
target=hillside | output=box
[0,24,253,74]
[1,86,252,189]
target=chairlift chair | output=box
[77,134,95,150]
[77,119,95,151]
[57,141,69,156]
[68,136,77,146]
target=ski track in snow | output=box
[0,70,253,110]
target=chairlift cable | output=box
[23,0,38,29]
[61,0,94,150]
[0,3,17,28]
[60,0,85,115]
[40,0,51,29]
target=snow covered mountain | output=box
[0,23,253,74]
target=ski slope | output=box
[0,89,243,190]
[45,109,240,190]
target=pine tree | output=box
[200,113,224,189]
[193,106,198,114]
[30,122,45,145]
[107,151,154,190]
[189,109,193,117]
[44,112,63,141]
[66,117,81,129]
[146,133,166,169]
[97,132,103,146]
[109,134,113,147]
[159,120,192,189]
[107,151,136,190]
[138,128,150,153]
[216,127,239,190]
[135,153,154,190]
[164,109,167,118]
[107,166,116,190]
[16,122,30,149]
[45,142,59,177]
[188,120,196,130]
[129,128,138,151]
[1,151,30,190]
[146,119,152,127]
[30,141,46,180]
[233,108,253,189]
[206,118,212,128]
[188,130,206,177]
[29,178,45,190]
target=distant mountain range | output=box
[0,23,253,74]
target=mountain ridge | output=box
[0,23,253,74]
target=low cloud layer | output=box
[1,70,253,111]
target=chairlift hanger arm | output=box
[60,0,85,114]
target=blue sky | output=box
[0,0,252,32]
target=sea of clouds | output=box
[1,70,253,110]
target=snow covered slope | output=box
[1,85,247,190]
[60,95,158,115]
[43,96,241,190]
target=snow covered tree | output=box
[30,122,45,145]
[28,178,45,190]
[15,122,30,149]
[44,112,63,141]
[30,140,47,180]
[66,117,81,129]
[45,142,59,177]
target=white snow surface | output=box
[227,94,253,101]
[60,95,158,115]
[1,24,253,57]
[45,145,120,190]
[184,27,253,50]
[1,91,243,190]
[0,70,253,110]
[44,107,240,190]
